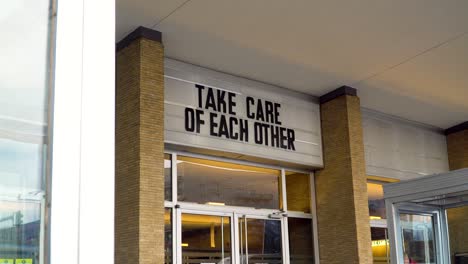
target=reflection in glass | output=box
[164,154,172,201]
[288,218,314,263]
[368,182,386,219]
[239,218,282,264]
[0,0,53,261]
[177,156,281,209]
[400,213,436,264]
[181,213,231,264]
[371,227,389,264]
[286,172,311,213]
[164,209,172,264]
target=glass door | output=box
[393,204,449,264]
[237,215,284,264]
[176,209,288,264]
[178,210,233,264]
[399,212,437,263]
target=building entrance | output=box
[176,206,286,264]
[179,209,232,264]
[164,152,318,264]
[385,169,468,264]
[238,215,283,264]
[393,204,441,264]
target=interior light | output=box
[206,202,225,206]
[181,243,189,247]
[210,223,215,248]
[369,216,382,220]
[182,160,268,174]
[372,240,388,247]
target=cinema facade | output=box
[113,27,466,264]
[2,1,468,264]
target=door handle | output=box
[269,211,287,219]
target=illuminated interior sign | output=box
[372,239,389,247]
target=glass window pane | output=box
[177,156,281,209]
[164,208,172,264]
[371,227,389,264]
[164,154,172,201]
[288,218,314,264]
[399,213,436,264]
[286,172,311,213]
[0,0,53,262]
[181,213,231,263]
[239,218,282,264]
[368,182,386,219]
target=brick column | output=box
[315,86,373,264]
[445,122,468,261]
[446,122,468,170]
[115,27,165,264]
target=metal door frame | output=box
[175,203,289,264]
[387,202,450,264]
[234,213,288,264]
[176,207,236,264]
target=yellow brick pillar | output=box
[446,122,468,170]
[316,86,373,264]
[445,122,468,261]
[115,27,165,264]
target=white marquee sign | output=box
[164,59,323,167]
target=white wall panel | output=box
[362,108,449,180]
[51,0,115,263]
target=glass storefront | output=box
[0,0,54,263]
[367,180,394,264]
[165,208,173,264]
[368,182,386,220]
[288,218,314,263]
[238,217,282,264]
[165,154,172,201]
[181,213,231,263]
[371,227,390,264]
[165,153,316,264]
[177,156,281,209]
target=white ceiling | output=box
[116,0,468,129]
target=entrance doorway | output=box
[164,152,318,264]
[176,207,287,264]
[179,210,232,264]
[392,204,443,264]
[385,169,468,264]
[237,215,283,264]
